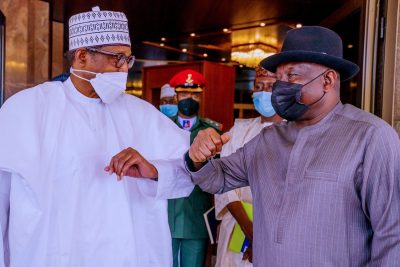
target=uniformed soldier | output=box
[168,69,222,267]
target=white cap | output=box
[68,6,131,50]
[160,84,176,99]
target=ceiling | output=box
[51,0,353,63]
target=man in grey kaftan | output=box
[185,26,400,266]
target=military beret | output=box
[169,69,205,92]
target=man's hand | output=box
[104,147,158,181]
[242,246,253,263]
[189,128,231,163]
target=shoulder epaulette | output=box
[201,118,223,132]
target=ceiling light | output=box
[160,43,164,47]
[161,37,166,41]
[182,48,187,53]
[260,23,266,27]
[239,65,244,68]
[223,28,229,33]
[203,53,208,57]
[221,58,226,62]
[347,44,354,49]
[296,23,302,28]
[231,43,276,68]
[230,27,281,67]
[190,33,196,37]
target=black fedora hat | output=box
[260,26,359,81]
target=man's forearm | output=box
[227,201,253,242]
[184,152,207,172]
[185,148,249,194]
[143,158,194,199]
[184,153,226,194]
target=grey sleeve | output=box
[361,126,400,266]
[188,145,250,194]
[0,171,10,267]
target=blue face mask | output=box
[160,104,178,117]
[252,91,276,117]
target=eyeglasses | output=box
[86,47,135,69]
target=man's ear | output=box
[323,69,339,92]
[74,48,89,68]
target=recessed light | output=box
[182,48,187,53]
[221,58,226,62]
[296,23,302,28]
[239,64,243,68]
[203,53,208,57]
[223,28,229,33]
[190,33,196,37]
[347,44,354,49]
[161,37,166,41]
[260,23,266,27]
[160,43,164,47]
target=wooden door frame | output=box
[381,0,400,125]
[0,10,4,107]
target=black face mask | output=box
[178,98,200,116]
[271,71,327,121]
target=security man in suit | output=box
[168,69,222,267]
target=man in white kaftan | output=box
[0,6,194,267]
[215,67,281,267]
[215,118,266,267]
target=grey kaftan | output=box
[189,103,400,267]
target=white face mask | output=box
[70,67,128,104]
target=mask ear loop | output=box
[297,69,330,105]
[70,67,98,82]
[308,91,326,106]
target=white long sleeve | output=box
[151,158,194,199]
[0,171,11,267]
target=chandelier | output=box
[230,25,285,68]
[231,42,276,68]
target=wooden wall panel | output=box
[202,61,235,131]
